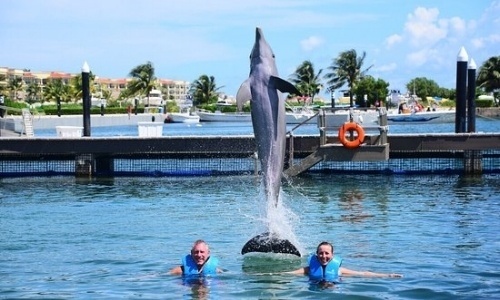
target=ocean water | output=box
[1,174,499,299]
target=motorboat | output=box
[197,110,252,122]
[169,100,200,123]
[318,108,380,127]
[285,105,317,124]
[169,112,200,123]
[142,89,164,107]
[385,109,455,124]
[386,99,455,124]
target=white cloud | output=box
[300,36,324,52]
[404,7,448,47]
[385,34,403,49]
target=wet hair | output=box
[316,241,334,254]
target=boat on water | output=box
[197,110,252,122]
[386,109,455,124]
[169,112,200,123]
[168,99,200,123]
[384,90,456,124]
[285,105,317,124]
[320,108,380,127]
[197,105,317,124]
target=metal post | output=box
[455,47,468,133]
[82,62,91,136]
[467,59,477,133]
[57,98,61,117]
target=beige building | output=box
[0,67,190,105]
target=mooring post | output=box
[464,150,483,175]
[467,58,477,133]
[82,62,91,137]
[455,47,468,133]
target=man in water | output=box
[288,241,402,282]
[169,240,223,275]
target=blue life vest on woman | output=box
[182,254,219,275]
[308,255,342,282]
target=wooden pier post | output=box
[464,150,482,175]
[75,154,93,177]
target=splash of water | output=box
[259,184,303,253]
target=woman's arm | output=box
[284,266,309,275]
[340,267,402,278]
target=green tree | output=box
[406,77,440,103]
[44,79,71,103]
[26,81,41,104]
[0,74,7,96]
[324,49,373,107]
[189,75,223,106]
[289,60,322,103]
[8,76,23,101]
[476,56,500,105]
[355,76,389,107]
[126,61,157,106]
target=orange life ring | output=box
[338,122,365,149]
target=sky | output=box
[1,0,499,98]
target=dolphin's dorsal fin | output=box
[236,79,252,111]
[270,76,301,96]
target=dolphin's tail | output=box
[241,232,301,257]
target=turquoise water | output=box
[1,174,499,299]
[33,117,500,137]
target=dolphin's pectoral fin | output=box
[236,79,252,111]
[241,232,301,257]
[270,76,301,96]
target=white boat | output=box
[285,106,317,124]
[169,101,200,123]
[142,89,164,107]
[319,108,380,127]
[197,110,252,122]
[386,109,455,124]
[197,106,317,124]
[169,112,200,123]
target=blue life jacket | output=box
[182,254,219,275]
[308,255,342,282]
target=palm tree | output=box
[8,76,23,101]
[127,61,157,106]
[477,56,500,105]
[189,75,223,106]
[289,60,322,104]
[323,49,373,107]
[0,74,7,97]
[26,81,41,104]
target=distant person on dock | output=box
[127,105,132,119]
[169,239,223,275]
[287,241,402,283]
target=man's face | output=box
[191,243,210,266]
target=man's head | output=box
[191,240,210,266]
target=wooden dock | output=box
[0,133,499,176]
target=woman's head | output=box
[316,241,334,265]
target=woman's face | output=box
[316,245,333,265]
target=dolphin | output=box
[236,27,301,257]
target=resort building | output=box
[0,67,190,105]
